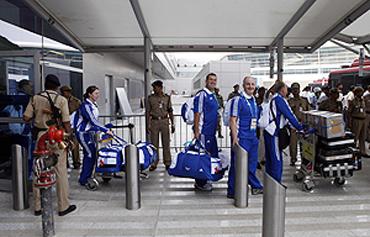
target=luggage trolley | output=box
[85,124,134,190]
[293,131,362,192]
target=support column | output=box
[269,48,275,79]
[277,38,284,81]
[144,37,153,141]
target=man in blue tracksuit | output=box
[264,81,303,183]
[72,86,113,187]
[227,76,263,198]
[193,73,219,191]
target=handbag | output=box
[270,99,291,150]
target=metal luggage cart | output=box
[293,131,360,192]
[293,132,317,192]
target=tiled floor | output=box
[1,149,370,237]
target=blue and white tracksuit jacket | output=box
[227,93,263,196]
[264,93,303,183]
[72,98,108,185]
[193,87,219,186]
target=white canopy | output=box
[25,0,370,53]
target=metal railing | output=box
[99,114,232,150]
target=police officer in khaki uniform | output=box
[147,80,175,171]
[23,74,76,216]
[60,85,82,169]
[348,87,367,156]
[319,88,343,113]
[364,85,370,143]
[288,82,310,166]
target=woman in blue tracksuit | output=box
[227,76,263,198]
[264,81,303,183]
[72,86,113,187]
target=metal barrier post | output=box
[41,188,55,237]
[233,144,248,208]
[11,144,29,210]
[124,144,141,210]
[262,172,287,237]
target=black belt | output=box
[151,116,168,120]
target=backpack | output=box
[181,98,195,125]
[180,90,204,125]
[222,99,234,127]
[258,99,271,129]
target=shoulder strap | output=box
[270,98,278,127]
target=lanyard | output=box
[242,95,257,118]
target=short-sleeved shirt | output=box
[318,99,342,113]
[147,93,173,120]
[348,97,366,119]
[230,92,258,139]
[288,96,310,121]
[67,96,81,115]
[193,88,218,136]
[24,90,70,129]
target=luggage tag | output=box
[250,118,257,131]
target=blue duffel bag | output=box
[168,140,227,181]
[136,141,158,170]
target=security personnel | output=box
[193,73,219,191]
[364,85,370,143]
[23,74,76,216]
[227,76,263,198]
[318,88,343,113]
[147,80,175,171]
[60,85,82,169]
[288,83,310,166]
[264,81,303,183]
[227,84,240,101]
[348,87,367,156]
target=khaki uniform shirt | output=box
[67,96,81,115]
[288,96,310,121]
[318,98,343,113]
[24,90,70,129]
[364,93,370,114]
[348,97,366,119]
[147,93,173,119]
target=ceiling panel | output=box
[341,10,370,37]
[139,0,305,46]
[285,0,364,46]
[38,0,143,46]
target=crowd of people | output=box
[6,72,368,216]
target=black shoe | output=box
[34,210,42,216]
[257,162,262,170]
[289,162,296,167]
[165,165,170,170]
[260,160,265,166]
[58,205,76,216]
[361,153,370,158]
[227,193,234,199]
[251,189,263,195]
[149,165,157,172]
[218,134,224,138]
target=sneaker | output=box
[251,188,263,195]
[140,172,149,179]
[34,210,42,216]
[58,205,76,216]
[194,182,212,191]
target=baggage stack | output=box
[294,110,361,191]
